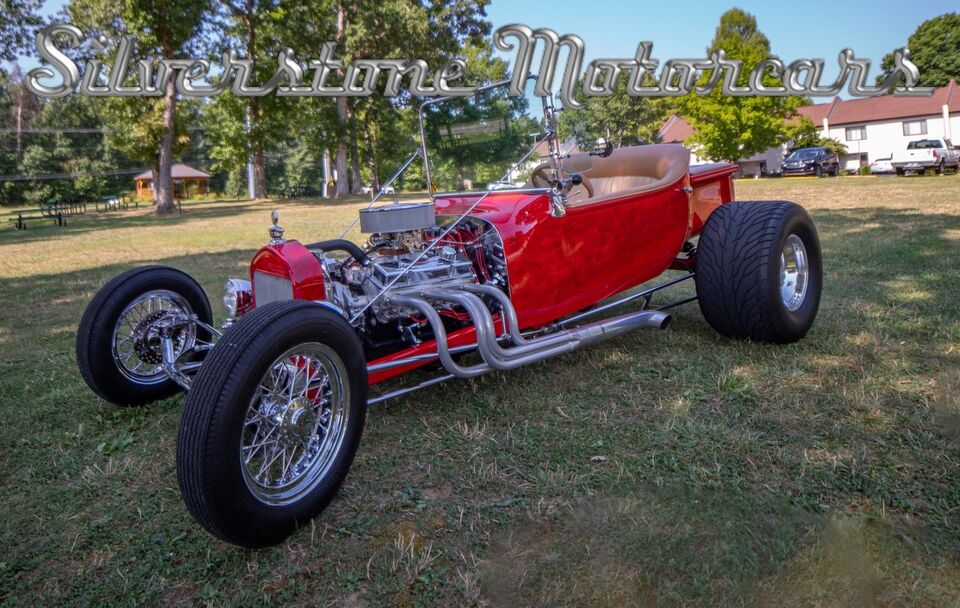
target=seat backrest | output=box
[558,144,690,206]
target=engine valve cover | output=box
[359,202,436,234]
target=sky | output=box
[484,0,957,100]
[13,0,959,101]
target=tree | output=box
[12,95,142,203]
[0,70,17,204]
[676,8,807,162]
[210,0,300,199]
[560,76,673,149]
[785,117,847,156]
[328,0,491,195]
[100,96,195,200]
[877,13,960,88]
[0,0,43,61]
[6,65,43,162]
[69,0,211,211]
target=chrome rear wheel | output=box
[779,235,809,312]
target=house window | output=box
[845,126,866,141]
[903,119,927,136]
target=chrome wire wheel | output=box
[240,343,350,506]
[780,234,809,312]
[111,289,195,384]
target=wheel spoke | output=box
[256,442,285,482]
[240,343,349,505]
[112,291,195,383]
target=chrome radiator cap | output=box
[358,202,436,234]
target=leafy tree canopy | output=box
[560,75,673,149]
[0,0,43,61]
[676,8,807,162]
[878,13,960,88]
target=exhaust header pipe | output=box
[386,284,669,379]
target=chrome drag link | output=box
[158,313,222,390]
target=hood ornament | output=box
[268,210,285,244]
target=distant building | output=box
[134,164,211,200]
[659,79,960,175]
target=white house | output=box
[659,79,960,175]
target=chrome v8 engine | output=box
[316,203,508,324]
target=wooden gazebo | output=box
[134,164,211,200]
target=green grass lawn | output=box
[1,177,958,606]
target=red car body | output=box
[247,162,738,385]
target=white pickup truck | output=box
[892,138,960,175]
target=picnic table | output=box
[8,197,88,230]
[41,198,87,217]
[96,194,138,213]
[9,210,68,229]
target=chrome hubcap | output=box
[111,290,195,384]
[240,343,349,506]
[780,234,809,312]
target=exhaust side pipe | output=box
[420,287,670,373]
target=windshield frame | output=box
[417,76,548,198]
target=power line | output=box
[0,127,113,134]
[0,167,148,181]
[0,127,206,134]
[0,158,224,182]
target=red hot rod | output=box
[76,79,822,547]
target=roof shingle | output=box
[660,79,959,138]
[135,164,211,181]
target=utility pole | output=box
[245,110,255,200]
[322,149,331,198]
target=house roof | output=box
[804,79,959,126]
[135,164,211,181]
[657,114,695,143]
[797,98,837,125]
[659,79,959,139]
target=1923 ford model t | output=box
[76,79,822,547]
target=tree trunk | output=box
[333,1,351,198]
[245,15,268,199]
[15,103,22,161]
[335,99,350,197]
[252,143,267,199]
[364,130,379,192]
[455,153,464,189]
[156,75,177,213]
[349,134,363,194]
[151,163,160,205]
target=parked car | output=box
[487,179,524,190]
[868,156,895,175]
[891,138,960,175]
[361,184,396,195]
[76,78,823,548]
[277,184,319,198]
[782,147,840,177]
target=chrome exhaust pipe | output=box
[386,294,490,379]
[418,287,670,373]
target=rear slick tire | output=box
[176,301,367,548]
[695,201,822,343]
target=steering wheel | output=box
[531,166,595,199]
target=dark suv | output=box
[782,147,840,177]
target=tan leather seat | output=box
[527,144,691,207]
